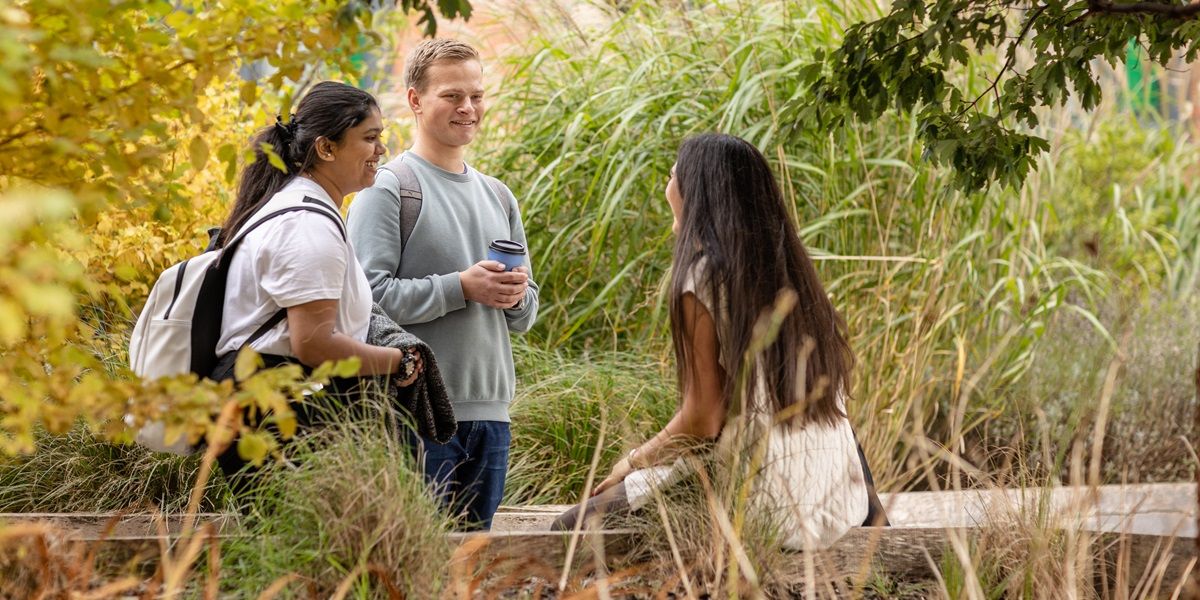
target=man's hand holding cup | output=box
[461,239,529,309]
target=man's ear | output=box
[408,87,422,114]
[407,87,422,115]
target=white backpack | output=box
[127,198,344,453]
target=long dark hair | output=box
[217,81,378,246]
[669,133,854,428]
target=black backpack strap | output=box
[243,308,287,350]
[377,159,422,252]
[219,201,346,268]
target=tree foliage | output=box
[1,0,387,203]
[793,0,1200,190]
[0,0,399,458]
[394,0,473,36]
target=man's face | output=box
[409,59,486,151]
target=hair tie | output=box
[274,114,301,140]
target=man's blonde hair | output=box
[404,39,481,91]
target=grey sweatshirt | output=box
[346,152,539,423]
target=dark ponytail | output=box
[217,81,378,246]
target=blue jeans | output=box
[418,421,510,531]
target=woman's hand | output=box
[592,455,634,497]
[588,296,724,498]
[396,349,424,387]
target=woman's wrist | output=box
[627,446,644,470]
[391,348,407,373]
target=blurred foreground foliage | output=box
[0,0,389,461]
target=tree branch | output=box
[957,3,1048,117]
[1087,0,1200,18]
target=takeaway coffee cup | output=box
[487,239,526,271]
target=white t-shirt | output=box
[216,177,373,358]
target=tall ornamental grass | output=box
[483,0,1199,491]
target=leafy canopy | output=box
[792,0,1200,191]
[0,0,394,204]
[0,0,432,459]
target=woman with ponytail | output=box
[554,133,885,549]
[213,81,422,483]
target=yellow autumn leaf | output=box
[217,142,237,163]
[259,142,288,173]
[163,10,189,31]
[239,80,257,105]
[237,432,269,466]
[331,357,362,379]
[162,423,187,446]
[114,263,138,282]
[277,93,294,123]
[275,411,297,439]
[188,135,209,171]
[17,283,75,321]
[0,299,26,345]
[235,346,263,381]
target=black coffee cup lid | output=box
[489,239,526,254]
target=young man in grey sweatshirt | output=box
[346,40,539,530]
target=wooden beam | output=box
[0,513,232,541]
[446,526,1196,593]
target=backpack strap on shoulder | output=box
[376,157,511,249]
[482,176,512,220]
[299,197,347,240]
[220,201,346,268]
[214,201,348,354]
[377,158,422,252]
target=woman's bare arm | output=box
[287,299,421,381]
[592,293,725,494]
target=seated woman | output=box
[553,133,883,549]
[212,81,422,483]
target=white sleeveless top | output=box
[624,263,868,550]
